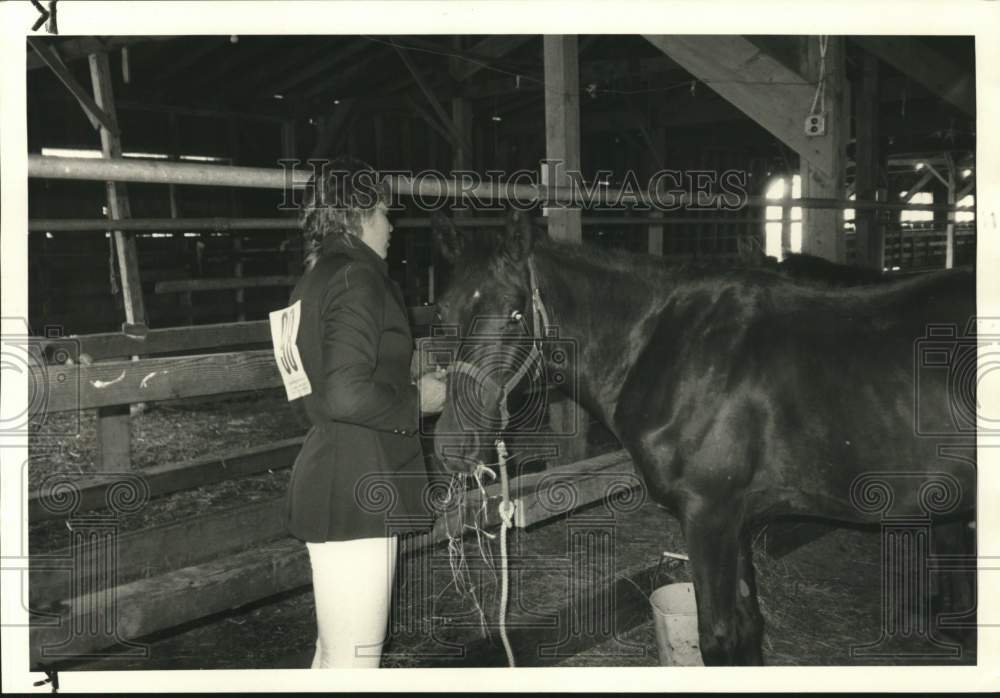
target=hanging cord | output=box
[107,234,119,295]
[809,35,829,117]
[450,257,550,668]
[495,437,516,668]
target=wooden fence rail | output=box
[29,438,304,523]
[36,349,282,413]
[29,449,635,667]
[32,307,440,360]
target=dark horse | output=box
[430,210,976,665]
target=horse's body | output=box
[432,213,976,665]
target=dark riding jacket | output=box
[284,234,432,542]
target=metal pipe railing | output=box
[28,155,974,213]
[29,215,765,232]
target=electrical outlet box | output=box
[804,113,826,137]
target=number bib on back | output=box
[269,300,312,401]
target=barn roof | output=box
[27,35,974,137]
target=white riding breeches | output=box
[306,536,398,668]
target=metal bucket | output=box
[649,582,704,666]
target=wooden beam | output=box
[543,35,582,244]
[798,37,847,263]
[185,39,279,96]
[921,161,950,188]
[27,37,173,71]
[502,94,742,134]
[37,349,283,413]
[901,169,937,202]
[643,35,838,180]
[273,39,373,95]
[227,43,331,97]
[852,37,974,116]
[29,537,309,668]
[392,43,473,157]
[29,449,635,667]
[32,320,270,360]
[29,438,304,522]
[88,54,145,327]
[853,51,884,270]
[146,38,228,86]
[405,96,457,150]
[30,498,288,605]
[543,36,587,466]
[451,97,474,172]
[115,99,287,123]
[89,50,146,471]
[955,179,975,203]
[155,275,298,293]
[29,217,298,232]
[625,98,665,172]
[454,35,535,81]
[27,39,117,135]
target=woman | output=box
[284,156,447,668]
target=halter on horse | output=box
[430,208,976,666]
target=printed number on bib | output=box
[269,300,312,400]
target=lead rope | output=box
[495,436,516,668]
[456,256,548,669]
[493,257,547,668]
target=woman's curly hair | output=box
[300,155,389,270]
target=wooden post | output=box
[282,120,301,274]
[373,112,385,166]
[90,50,145,471]
[543,35,582,244]
[781,196,792,258]
[229,117,245,322]
[945,154,956,270]
[167,112,193,325]
[543,36,587,465]
[798,37,847,263]
[404,224,416,305]
[450,97,473,174]
[447,39,475,301]
[647,210,664,256]
[854,52,884,270]
[647,128,666,256]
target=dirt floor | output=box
[49,507,976,671]
[28,391,976,670]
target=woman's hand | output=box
[417,369,447,415]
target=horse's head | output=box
[429,208,544,474]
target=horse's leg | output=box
[684,500,764,666]
[734,527,765,664]
[932,516,976,641]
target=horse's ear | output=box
[432,210,464,263]
[498,208,538,263]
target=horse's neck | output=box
[533,247,663,430]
